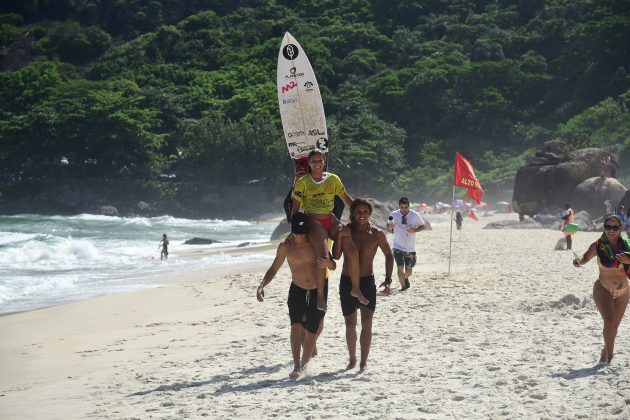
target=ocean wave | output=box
[0,235,102,266]
[0,214,277,313]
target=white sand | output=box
[1,212,629,419]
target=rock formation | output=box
[512,141,619,217]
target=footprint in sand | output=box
[529,391,547,400]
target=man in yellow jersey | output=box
[290,149,368,311]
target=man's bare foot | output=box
[317,295,327,312]
[346,359,357,370]
[289,367,301,379]
[381,285,391,296]
[600,348,608,363]
[351,289,369,305]
[359,362,367,372]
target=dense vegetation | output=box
[1,0,629,203]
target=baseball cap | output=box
[291,212,310,235]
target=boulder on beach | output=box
[483,218,544,229]
[184,238,221,245]
[98,205,119,217]
[270,220,290,240]
[512,142,617,217]
[572,177,627,217]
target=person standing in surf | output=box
[158,233,169,261]
[573,214,630,364]
[256,212,335,378]
[333,198,394,371]
[290,149,368,311]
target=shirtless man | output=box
[333,198,394,371]
[256,212,335,378]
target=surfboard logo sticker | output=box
[282,44,300,60]
[316,138,328,151]
[281,81,298,94]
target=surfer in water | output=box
[290,149,369,311]
[158,233,169,261]
[573,214,630,364]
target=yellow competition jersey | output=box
[292,173,345,214]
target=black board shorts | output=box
[339,274,376,317]
[287,279,328,334]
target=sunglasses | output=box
[604,224,621,231]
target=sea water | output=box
[0,214,278,314]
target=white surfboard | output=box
[277,32,328,179]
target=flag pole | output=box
[447,184,455,276]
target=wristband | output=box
[384,277,392,285]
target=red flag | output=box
[469,210,478,221]
[454,152,484,204]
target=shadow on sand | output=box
[127,364,352,397]
[551,363,607,380]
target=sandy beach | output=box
[1,212,629,419]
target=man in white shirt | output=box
[386,197,426,291]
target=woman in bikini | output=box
[573,214,630,364]
[290,149,368,311]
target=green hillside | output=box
[1,0,629,204]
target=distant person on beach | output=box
[388,197,426,291]
[561,203,575,251]
[573,214,630,364]
[604,200,612,216]
[158,233,169,261]
[333,198,394,371]
[290,149,368,311]
[455,211,463,231]
[616,205,626,227]
[600,155,612,178]
[256,212,336,379]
